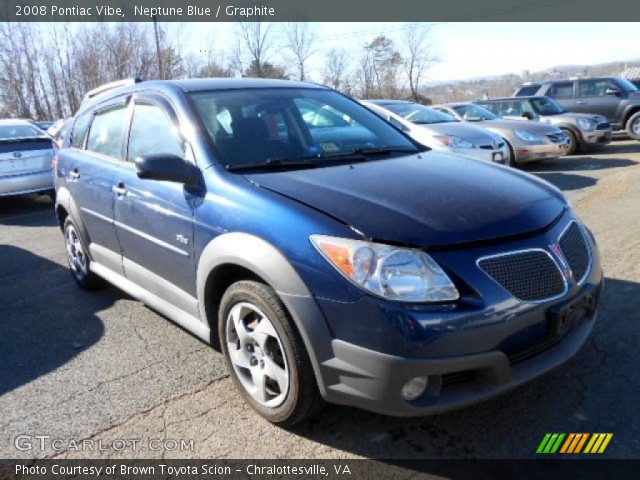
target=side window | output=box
[547,82,574,98]
[85,106,128,159]
[578,79,617,97]
[127,104,184,162]
[479,103,499,115]
[71,111,92,149]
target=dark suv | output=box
[54,78,602,425]
[514,76,640,140]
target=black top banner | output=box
[1,0,640,22]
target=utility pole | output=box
[153,16,164,79]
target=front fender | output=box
[196,232,334,397]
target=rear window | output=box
[514,85,540,96]
[0,123,43,140]
[0,138,52,154]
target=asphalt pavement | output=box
[1,140,639,459]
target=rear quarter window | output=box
[85,106,128,159]
[71,111,92,149]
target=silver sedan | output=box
[0,119,55,197]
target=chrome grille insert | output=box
[478,249,567,302]
[559,221,591,285]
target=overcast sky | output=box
[185,22,640,83]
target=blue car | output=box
[54,78,602,425]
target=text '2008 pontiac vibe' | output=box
[54,78,601,425]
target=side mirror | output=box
[605,87,620,96]
[135,154,199,184]
[521,112,535,120]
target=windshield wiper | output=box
[316,146,419,160]
[226,158,318,172]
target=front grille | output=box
[547,133,566,143]
[596,122,610,130]
[559,221,591,284]
[478,250,566,301]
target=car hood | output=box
[418,122,497,145]
[245,152,566,247]
[477,119,561,134]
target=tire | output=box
[562,128,578,155]
[63,217,103,290]
[218,280,323,426]
[626,111,640,141]
[503,139,515,167]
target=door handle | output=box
[112,182,128,196]
[575,100,587,105]
[69,169,80,181]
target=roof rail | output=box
[83,77,143,102]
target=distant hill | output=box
[423,59,640,104]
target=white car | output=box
[361,100,511,164]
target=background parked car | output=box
[434,103,569,165]
[47,118,72,148]
[361,100,511,165]
[476,96,612,155]
[29,120,55,132]
[513,76,640,141]
[0,119,55,197]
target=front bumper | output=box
[319,284,599,416]
[578,128,612,147]
[0,170,53,197]
[513,140,569,163]
[449,144,511,164]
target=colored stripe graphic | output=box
[537,433,613,454]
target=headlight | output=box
[310,235,459,302]
[577,117,596,131]
[433,135,475,149]
[514,129,541,142]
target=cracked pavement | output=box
[1,140,639,459]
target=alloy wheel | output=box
[65,224,87,275]
[225,302,290,408]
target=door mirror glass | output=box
[135,154,198,184]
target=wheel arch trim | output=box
[196,232,333,397]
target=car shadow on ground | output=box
[534,172,596,191]
[0,245,117,396]
[600,140,640,155]
[523,156,637,173]
[0,194,57,227]
[285,276,638,459]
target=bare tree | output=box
[281,23,315,81]
[322,48,349,90]
[236,22,273,78]
[403,23,437,102]
[361,36,402,98]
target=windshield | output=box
[0,123,44,140]
[190,88,419,169]
[531,97,565,115]
[617,77,639,92]
[382,103,458,124]
[452,104,500,121]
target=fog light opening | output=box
[401,376,428,401]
